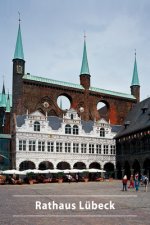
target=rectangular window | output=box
[81,143,87,153]
[19,140,26,151]
[73,143,79,153]
[96,144,101,154]
[47,142,54,152]
[104,145,108,154]
[56,142,62,152]
[38,141,45,151]
[110,145,116,155]
[29,140,36,151]
[89,144,94,154]
[65,143,71,153]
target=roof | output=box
[23,74,84,90]
[23,74,135,100]
[115,97,150,138]
[16,114,119,134]
[90,87,136,100]
[0,93,12,109]
[80,39,90,75]
[0,134,11,139]
[131,56,140,86]
[14,23,24,60]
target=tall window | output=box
[38,141,45,151]
[73,143,79,153]
[19,140,26,151]
[104,145,108,154]
[89,144,94,154]
[110,145,116,155]
[29,140,36,151]
[100,128,105,137]
[96,144,101,154]
[56,142,62,152]
[65,143,71,153]
[81,143,87,153]
[47,142,54,152]
[73,125,79,135]
[65,124,71,134]
[34,121,40,131]
[71,114,73,120]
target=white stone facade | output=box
[15,109,116,171]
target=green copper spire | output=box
[0,82,6,107]
[6,93,11,112]
[14,23,24,60]
[131,52,140,86]
[80,38,90,75]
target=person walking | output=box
[128,175,134,188]
[143,175,148,192]
[134,173,139,192]
[122,175,128,191]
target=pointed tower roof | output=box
[0,82,6,107]
[14,22,24,60]
[80,38,90,75]
[131,52,140,86]
[6,93,11,112]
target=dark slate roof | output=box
[111,125,122,133]
[115,97,150,138]
[47,116,62,130]
[81,120,94,133]
[16,115,26,127]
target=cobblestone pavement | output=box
[0,180,150,225]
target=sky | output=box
[0,0,150,102]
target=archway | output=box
[104,162,115,178]
[132,159,141,176]
[73,162,86,169]
[116,161,122,179]
[57,161,71,170]
[89,162,101,169]
[124,161,131,179]
[19,161,36,171]
[97,101,109,121]
[39,161,54,170]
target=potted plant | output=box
[82,171,89,182]
[57,172,64,183]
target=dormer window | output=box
[73,125,79,135]
[65,124,71,134]
[100,128,105,137]
[34,121,40,131]
[71,114,74,120]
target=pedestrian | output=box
[67,173,72,183]
[143,175,148,192]
[122,175,128,191]
[134,173,139,192]
[128,175,134,188]
[75,173,79,182]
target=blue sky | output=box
[0,0,150,101]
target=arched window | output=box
[71,114,73,120]
[65,124,71,134]
[73,125,79,135]
[34,121,40,131]
[100,128,105,137]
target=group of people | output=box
[122,173,149,192]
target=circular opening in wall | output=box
[57,95,71,110]
[97,101,109,121]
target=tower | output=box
[130,52,140,102]
[79,36,91,89]
[12,19,25,114]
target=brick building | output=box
[12,22,140,125]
